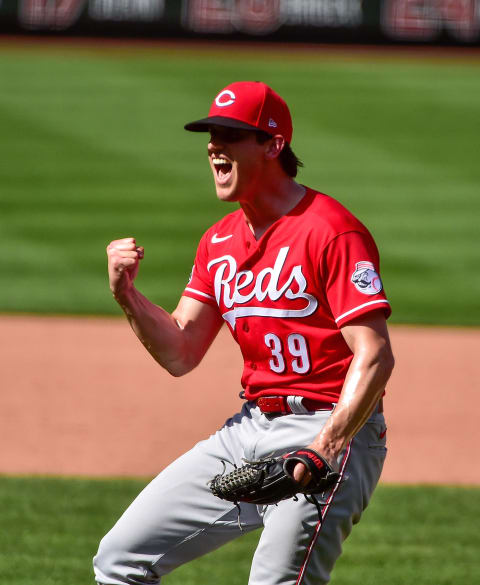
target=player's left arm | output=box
[293,310,394,483]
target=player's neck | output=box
[240,178,306,240]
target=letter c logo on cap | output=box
[215,90,235,107]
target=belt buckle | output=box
[257,396,287,414]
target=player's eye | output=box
[209,128,251,144]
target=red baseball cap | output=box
[184,81,293,143]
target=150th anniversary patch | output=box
[351,261,383,295]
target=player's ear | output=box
[265,135,285,160]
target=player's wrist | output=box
[309,441,342,471]
[112,281,137,308]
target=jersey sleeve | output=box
[321,230,391,327]
[182,233,218,308]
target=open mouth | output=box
[212,157,233,184]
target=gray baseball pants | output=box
[93,402,387,585]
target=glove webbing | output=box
[210,462,266,499]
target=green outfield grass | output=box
[0,476,478,585]
[0,45,479,324]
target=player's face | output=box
[207,126,268,202]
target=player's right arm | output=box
[107,237,223,377]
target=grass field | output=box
[0,44,479,324]
[1,475,478,585]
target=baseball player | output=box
[94,81,394,585]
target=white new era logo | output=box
[268,118,277,128]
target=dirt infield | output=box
[1,315,478,484]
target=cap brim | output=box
[184,116,260,133]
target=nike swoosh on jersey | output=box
[211,233,233,244]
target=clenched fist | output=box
[107,237,144,300]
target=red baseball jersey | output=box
[183,188,391,403]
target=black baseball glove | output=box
[209,448,340,506]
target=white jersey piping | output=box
[335,300,390,324]
[184,287,215,301]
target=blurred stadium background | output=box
[1,2,480,584]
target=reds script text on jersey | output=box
[184,189,391,404]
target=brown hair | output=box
[255,131,303,178]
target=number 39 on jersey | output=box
[265,333,311,375]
